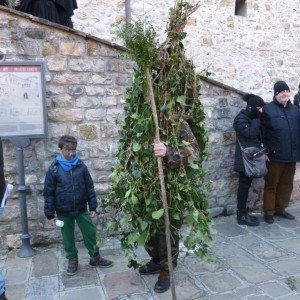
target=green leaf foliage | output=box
[103,1,212,265]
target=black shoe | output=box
[139,259,162,275]
[154,271,170,293]
[264,215,274,224]
[237,213,259,226]
[274,211,295,220]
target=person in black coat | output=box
[15,0,77,28]
[233,93,265,226]
[261,81,300,224]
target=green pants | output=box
[58,211,99,260]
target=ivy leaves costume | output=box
[104,1,212,270]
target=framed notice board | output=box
[0,61,47,138]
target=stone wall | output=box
[0,6,300,248]
[0,7,133,247]
[74,0,300,101]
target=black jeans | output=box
[237,172,253,215]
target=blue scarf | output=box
[56,154,79,171]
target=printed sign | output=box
[0,62,47,138]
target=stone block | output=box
[60,42,85,56]
[103,271,145,299]
[26,277,58,300]
[79,124,98,140]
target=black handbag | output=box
[237,138,268,178]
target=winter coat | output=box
[261,99,300,163]
[233,109,263,173]
[44,159,97,219]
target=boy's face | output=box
[58,142,77,161]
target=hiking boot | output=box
[154,270,170,293]
[237,213,259,226]
[0,292,7,300]
[67,257,78,276]
[89,253,113,268]
[139,259,162,275]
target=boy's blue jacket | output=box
[44,159,98,219]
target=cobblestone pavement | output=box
[2,203,300,300]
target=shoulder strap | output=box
[236,138,244,151]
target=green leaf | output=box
[171,212,180,220]
[127,233,139,244]
[140,220,148,231]
[152,208,164,219]
[189,163,199,169]
[131,194,138,205]
[132,169,141,178]
[176,95,186,106]
[181,140,190,146]
[192,210,199,221]
[133,143,141,152]
[160,104,171,112]
[125,189,131,198]
[131,113,140,119]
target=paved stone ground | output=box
[2,203,300,299]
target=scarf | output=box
[56,154,79,171]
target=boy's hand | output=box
[48,218,55,226]
[90,211,96,218]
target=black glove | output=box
[247,107,261,119]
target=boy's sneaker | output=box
[139,259,162,275]
[67,257,78,276]
[89,254,113,268]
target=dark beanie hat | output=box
[274,80,290,95]
[242,93,265,108]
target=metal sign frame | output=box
[0,61,47,138]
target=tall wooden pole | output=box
[146,69,177,300]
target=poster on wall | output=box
[0,61,47,138]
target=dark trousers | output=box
[263,161,296,216]
[237,172,253,214]
[144,220,182,271]
[58,211,99,260]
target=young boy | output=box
[44,135,113,275]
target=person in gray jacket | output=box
[261,81,300,224]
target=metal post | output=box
[10,137,36,258]
[125,0,131,23]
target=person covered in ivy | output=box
[233,93,265,226]
[138,119,199,293]
[104,2,211,296]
